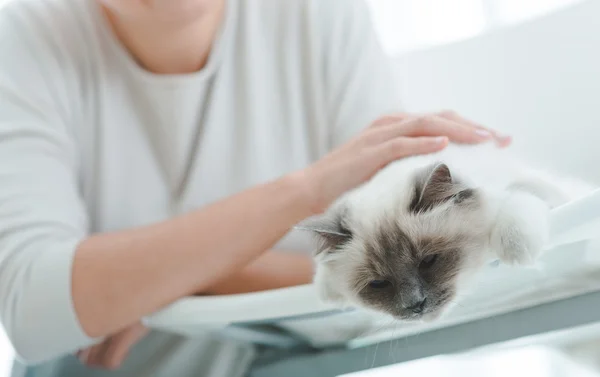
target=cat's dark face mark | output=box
[354,228,466,320]
[310,162,485,321]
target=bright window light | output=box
[366,0,586,55]
[366,0,487,55]
[485,0,587,25]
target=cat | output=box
[302,142,594,323]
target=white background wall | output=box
[367,0,585,55]
[392,0,600,184]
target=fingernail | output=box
[475,129,492,138]
[496,134,512,147]
[434,136,448,144]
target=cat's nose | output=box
[406,298,426,314]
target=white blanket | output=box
[144,188,600,347]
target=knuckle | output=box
[386,138,407,156]
[391,112,411,123]
[371,115,395,127]
[360,128,382,146]
[372,112,409,126]
[417,115,438,131]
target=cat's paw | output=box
[313,266,347,306]
[490,192,550,266]
[491,221,545,266]
[316,281,346,305]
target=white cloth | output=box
[0,0,401,374]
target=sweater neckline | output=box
[90,0,238,87]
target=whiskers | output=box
[362,316,400,368]
[353,315,397,340]
[366,315,441,367]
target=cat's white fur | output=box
[310,142,594,319]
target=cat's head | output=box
[307,162,491,321]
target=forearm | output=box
[72,172,315,338]
[203,251,314,295]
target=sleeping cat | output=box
[302,142,593,322]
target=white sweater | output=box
[0,0,401,373]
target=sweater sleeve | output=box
[0,11,97,364]
[319,0,404,146]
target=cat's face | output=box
[309,162,491,321]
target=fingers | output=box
[398,115,493,143]
[304,109,509,213]
[79,341,107,369]
[368,111,512,147]
[362,116,474,147]
[100,324,148,370]
[437,110,485,130]
[372,136,448,168]
[77,323,149,370]
[437,110,512,147]
[369,113,411,128]
[76,348,91,364]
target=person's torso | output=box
[4,0,338,375]
[63,0,333,239]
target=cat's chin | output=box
[391,308,445,323]
[420,308,446,323]
[394,300,455,323]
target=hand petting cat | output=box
[371,110,512,147]
[75,110,507,370]
[309,112,588,324]
[303,111,511,214]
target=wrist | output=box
[280,169,325,217]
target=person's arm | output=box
[201,251,314,295]
[73,173,316,338]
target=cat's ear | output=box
[297,208,352,256]
[410,162,474,212]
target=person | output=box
[0,0,510,376]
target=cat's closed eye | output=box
[419,254,438,268]
[368,280,391,289]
